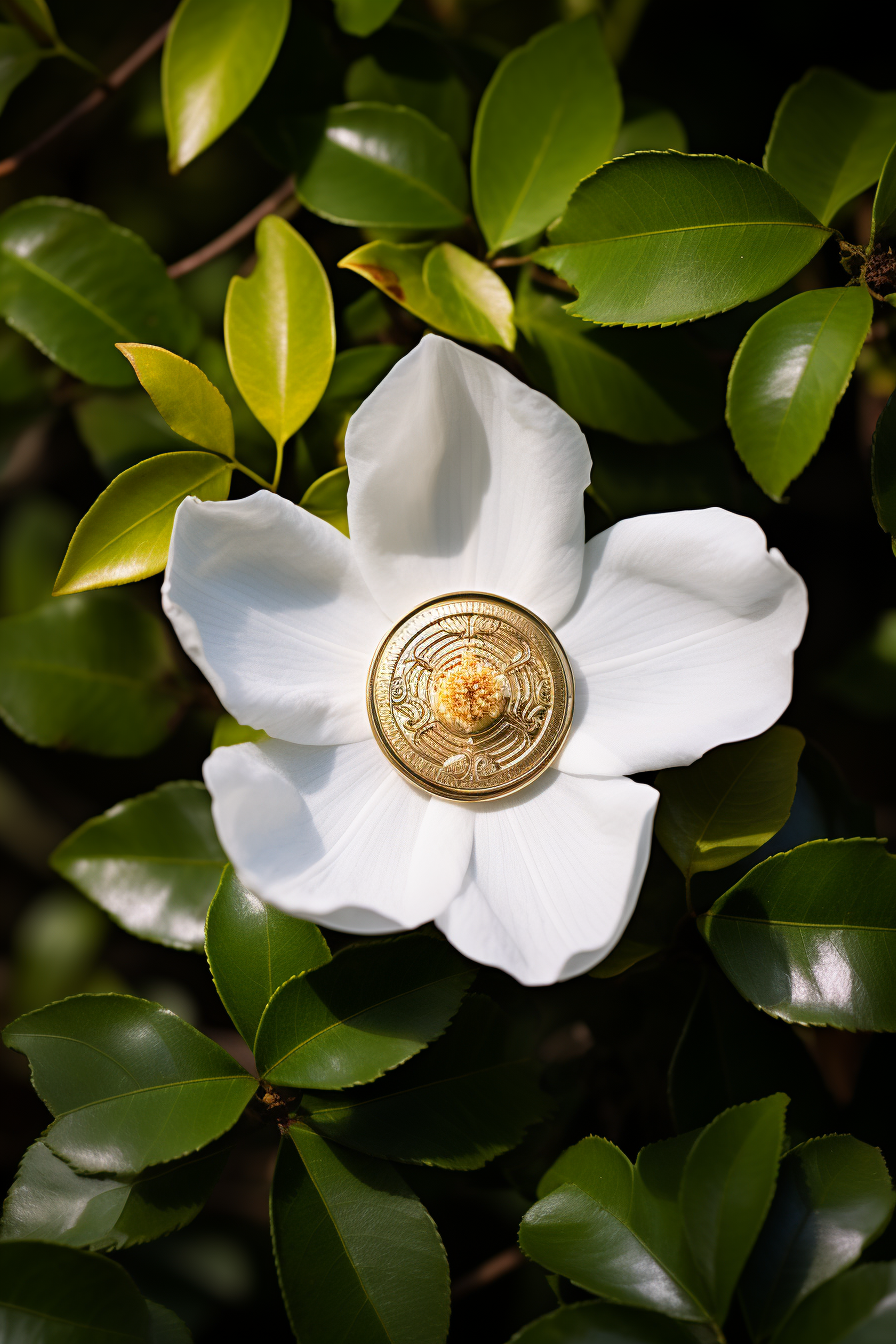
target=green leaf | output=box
[764,69,896,226]
[0,198,198,385]
[293,103,468,231]
[146,1302,191,1344]
[52,451,231,595]
[507,1303,696,1343]
[224,215,334,451]
[515,268,724,442]
[520,1130,711,1321]
[11,889,110,1015]
[205,865,330,1049]
[680,1095,787,1323]
[0,0,56,44]
[0,23,41,114]
[210,713,268,749]
[303,994,548,1169]
[871,141,896,247]
[0,492,74,615]
[73,391,192,479]
[612,102,688,156]
[333,0,402,37]
[272,1125,449,1344]
[472,18,620,254]
[301,344,402,474]
[115,344,233,456]
[534,153,830,327]
[655,727,805,881]
[699,838,896,1030]
[727,287,872,499]
[0,592,184,756]
[871,393,896,537]
[0,1240,151,1342]
[50,781,227,952]
[344,53,469,150]
[255,934,474,1089]
[773,1262,896,1344]
[300,465,349,535]
[740,1136,895,1340]
[3,993,257,1173]
[0,1137,227,1250]
[162,0,290,172]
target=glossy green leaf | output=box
[507,1303,696,1343]
[700,838,896,1030]
[0,492,74,615]
[655,727,804,880]
[612,102,688,156]
[0,1240,151,1342]
[73,391,192,479]
[515,269,724,442]
[740,1136,895,1340]
[205,865,330,1049]
[162,0,290,171]
[344,54,469,149]
[115,344,233,456]
[3,994,257,1173]
[255,934,473,1089]
[680,1095,787,1323]
[0,198,198,385]
[0,24,41,114]
[764,69,896,226]
[871,141,896,247]
[272,1125,449,1344]
[303,995,548,1169]
[300,465,349,535]
[727,287,872,499]
[333,0,401,37]
[472,17,620,253]
[210,713,268,750]
[293,103,468,230]
[53,451,231,595]
[0,592,184,756]
[225,215,334,451]
[774,1262,896,1344]
[871,393,896,537]
[50,781,227,952]
[0,1137,227,1250]
[520,1130,711,1321]
[534,153,830,326]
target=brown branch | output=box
[0,20,170,178]
[166,177,298,278]
[450,1247,525,1301]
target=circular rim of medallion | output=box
[366,591,575,802]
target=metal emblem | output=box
[366,592,575,801]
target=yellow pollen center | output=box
[432,648,508,734]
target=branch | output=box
[166,177,298,279]
[450,1247,524,1301]
[0,20,171,179]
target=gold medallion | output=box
[367,592,575,801]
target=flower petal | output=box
[204,737,474,933]
[436,771,657,985]
[163,492,387,746]
[556,508,808,777]
[345,334,591,626]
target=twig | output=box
[450,1247,524,1301]
[0,21,170,179]
[166,177,298,279]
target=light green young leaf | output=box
[0,23,41,113]
[332,0,400,36]
[301,465,349,536]
[50,781,227,952]
[162,0,290,171]
[727,286,872,499]
[472,17,620,254]
[210,713,268,750]
[0,1241,150,1343]
[116,343,234,456]
[53,450,231,594]
[871,141,896,247]
[534,153,830,327]
[765,69,896,225]
[225,215,334,452]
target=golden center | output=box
[366,592,575,800]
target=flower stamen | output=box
[432,648,508,734]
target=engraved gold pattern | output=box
[366,593,575,800]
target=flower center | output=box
[432,649,508,734]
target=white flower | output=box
[162,335,807,986]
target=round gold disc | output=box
[367,592,575,801]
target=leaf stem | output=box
[271,442,285,493]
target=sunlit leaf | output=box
[332,0,402,37]
[115,344,234,456]
[300,465,349,536]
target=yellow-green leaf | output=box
[116,343,234,458]
[300,466,348,536]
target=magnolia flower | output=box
[162,335,807,986]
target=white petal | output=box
[163,492,387,746]
[204,737,474,932]
[436,771,657,985]
[345,334,591,626]
[556,508,808,777]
